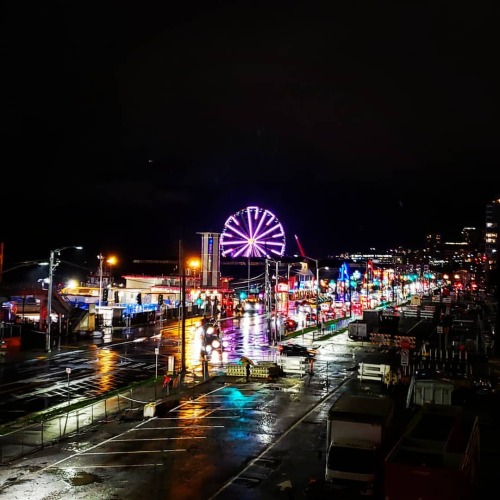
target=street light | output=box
[97,254,104,310]
[46,246,82,352]
[1,260,49,275]
[97,254,117,331]
[179,240,187,374]
[265,256,282,344]
[97,254,117,310]
[188,259,200,285]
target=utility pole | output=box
[46,250,55,352]
[45,246,82,352]
[265,259,272,343]
[179,240,186,373]
[97,253,104,310]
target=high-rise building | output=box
[485,196,500,291]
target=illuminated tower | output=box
[197,232,221,289]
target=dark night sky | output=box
[2,1,499,277]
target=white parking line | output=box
[134,425,225,429]
[112,437,206,441]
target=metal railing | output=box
[0,385,151,464]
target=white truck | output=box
[348,320,373,341]
[325,392,395,496]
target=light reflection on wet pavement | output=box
[0,312,361,426]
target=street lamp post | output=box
[265,257,282,344]
[46,250,56,352]
[97,253,104,310]
[97,254,117,329]
[179,240,187,374]
[46,246,82,352]
[264,259,272,343]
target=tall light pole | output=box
[179,240,187,374]
[264,258,272,343]
[97,254,117,311]
[265,256,282,344]
[46,246,82,352]
[97,253,104,310]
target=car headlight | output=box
[212,338,220,349]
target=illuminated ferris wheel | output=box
[220,206,286,258]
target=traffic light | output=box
[136,293,142,305]
[114,291,119,303]
[102,288,108,302]
[158,294,163,306]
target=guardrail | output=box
[0,387,148,464]
[399,307,435,319]
[358,362,392,383]
[278,356,310,376]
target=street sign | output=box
[401,349,409,366]
[155,348,159,355]
[437,326,443,334]
[400,339,410,350]
[65,368,71,374]
[167,355,175,373]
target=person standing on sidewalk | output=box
[163,373,171,394]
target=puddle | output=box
[61,470,102,486]
[63,441,91,452]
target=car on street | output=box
[305,312,317,322]
[244,298,261,313]
[201,317,221,335]
[282,317,298,332]
[323,310,336,320]
[277,343,317,357]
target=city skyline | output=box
[0,208,491,286]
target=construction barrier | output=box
[370,334,417,349]
[393,335,416,348]
[278,356,309,376]
[370,333,392,346]
[225,361,280,379]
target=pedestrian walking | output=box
[245,362,251,382]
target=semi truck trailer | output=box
[325,391,395,496]
[384,403,480,499]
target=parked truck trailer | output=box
[384,403,480,499]
[325,391,395,496]
[348,320,373,341]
